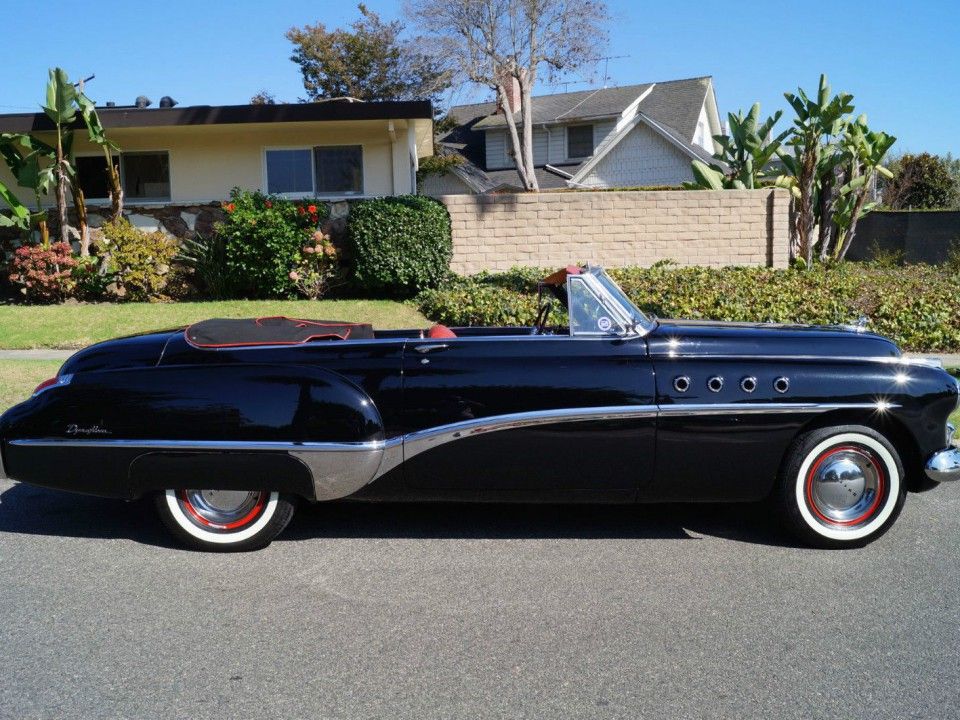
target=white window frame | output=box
[120,149,172,203]
[262,146,316,199]
[262,144,366,199]
[565,124,595,161]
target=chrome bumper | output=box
[925,446,960,483]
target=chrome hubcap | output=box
[807,446,884,526]
[181,489,265,527]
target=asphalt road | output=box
[1,479,958,720]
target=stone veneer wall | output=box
[438,189,790,274]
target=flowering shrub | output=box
[289,229,342,299]
[7,242,77,303]
[100,219,180,301]
[217,188,329,298]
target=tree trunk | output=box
[817,170,834,261]
[498,80,532,191]
[70,183,90,256]
[836,185,871,261]
[519,75,538,192]
[105,149,123,221]
[55,134,69,246]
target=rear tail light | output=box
[32,374,72,397]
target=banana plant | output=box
[42,68,80,247]
[775,74,854,266]
[0,132,57,245]
[77,91,122,221]
[0,178,31,231]
[684,103,788,190]
[831,116,896,261]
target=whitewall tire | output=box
[155,489,296,551]
[777,426,906,548]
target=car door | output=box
[398,334,656,498]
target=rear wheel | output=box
[776,426,905,548]
[155,489,296,551]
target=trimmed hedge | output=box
[416,264,960,352]
[346,195,451,298]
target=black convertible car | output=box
[1,265,957,551]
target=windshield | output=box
[587,267,655,333]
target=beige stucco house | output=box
[0,99,434,232]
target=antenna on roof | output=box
[584,55,629,88]
[73,74,96,92]
[547,54,630,92]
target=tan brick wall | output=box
[438,189,791,274]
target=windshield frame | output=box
[566,266,657,338]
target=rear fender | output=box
[1,364,386,501]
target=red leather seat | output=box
[426,324,457,339]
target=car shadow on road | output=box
[0,482,798,548]
[0,482,177,548]
[283,500,797,546]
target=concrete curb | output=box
[0,350,76,360]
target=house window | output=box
[265,146,364,196]
[265,148,314,195]
[314,145,363,195]
[76,155,118,201]
[122,151,170,201]
[567,125,594,159]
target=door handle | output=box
[415,343,450,354]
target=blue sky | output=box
[4,0,957,155]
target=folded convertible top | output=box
[185,316,375,348]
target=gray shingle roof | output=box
[439,76,715,192]
[463,76,712,142]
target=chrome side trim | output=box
[9,438,389,452]
[925,447,960,483]
[651,353,940,367]
[657,402,894,416]
[8,402,900,498]
[388,405,659,476]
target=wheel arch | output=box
[797,409,929,493]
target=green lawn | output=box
[0,300,427,349]
[0,360,63,411]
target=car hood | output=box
[647,319,901,359]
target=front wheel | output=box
[776,426,906,548]
[155,489,296,551]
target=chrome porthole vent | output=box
[673,376,691,393]
[774,377,790,394]
[740,376,757,393]
[707,376,724,393]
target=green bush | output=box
[100,219,179,301]
[176,233,229,299]
[346,195,451,297]
[217,188,328,298]
[417,263,960,352]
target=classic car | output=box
[1,265,958,551]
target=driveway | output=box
[1,478,958,719]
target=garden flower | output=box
[289,271,300,281]
[303,246,316,254]
[264,200,272,209]
[307,205,317,214]
[298,207,305,215]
